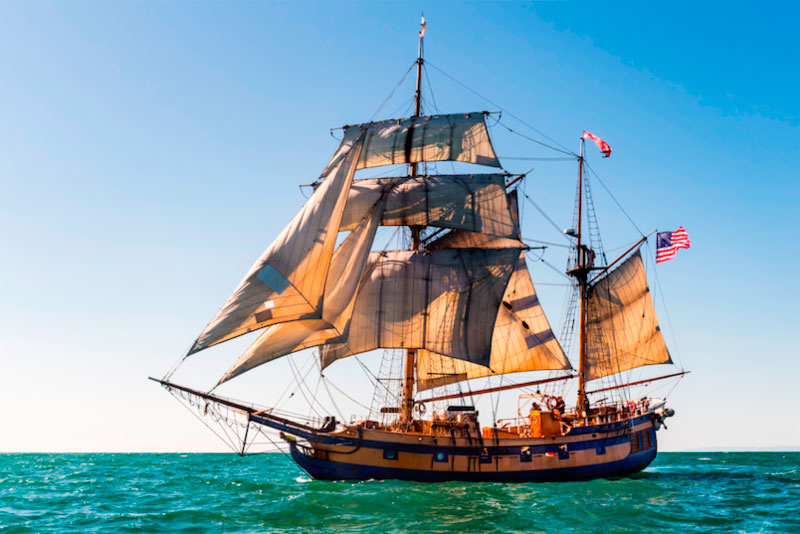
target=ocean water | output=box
[0,452,797,533]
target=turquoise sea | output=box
[1,452,797,533]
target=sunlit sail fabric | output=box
[339,174,518,238]
[217,197,387,383]
[187,136,365,354]
[320,248,520,369]
[328,112,500,173]
[429,229,524,250]
[584,250,672,381]
[417,244,570,391]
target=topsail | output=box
[340,174,518,238]
[328,112,500,174]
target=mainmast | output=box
[571,137,592,415]
[400,16,426,426]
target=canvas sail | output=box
[417,238,570,391]
[319,247,519,369]
[217,196,388,383]
[339,174,518,238]
[187,135,364,354]
[326,112,500,173]
[584,249,672,381]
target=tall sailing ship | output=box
[154,22,686,482]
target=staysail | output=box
[319,247,520,369]
[187,135,364,354]
[583,249,672,381]
[326,112,500,173]
[218,195,388,383]
[339,174,518,238]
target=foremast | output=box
[400,17,426,426]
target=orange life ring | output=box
[546,396,558,410]
[626,401,637,415]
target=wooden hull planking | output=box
[283,415,658,482]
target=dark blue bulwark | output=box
[288,441,658,482]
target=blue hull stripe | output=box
[289,443,658,482]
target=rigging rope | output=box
[425,61,577,156]
[584,161,645,237]
[499,156,576,161]
[369,61,417,122]
[496,120,577,157]
[521,192,572,242]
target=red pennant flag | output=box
[583,131,612,158]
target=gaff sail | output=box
[583,249,672,381]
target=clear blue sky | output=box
[1,1,797,452]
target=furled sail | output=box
[326,112,500,173]
[320,247,520,369]
[187,135,364,354]
[417,232,570,391]
[217,196,388,383]
[584,249,672,381]
[339,174,518,238]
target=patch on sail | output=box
[256,265,291,294]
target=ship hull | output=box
[284,415,658,482]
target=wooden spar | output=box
[419,375,574,404]
[589,230,655,283]
[575,137,589,413]
[147,377,319,432]
[505,173,526,189]
[585,371,689,395]
[400,18,426,426]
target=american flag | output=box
[656,227,691,263]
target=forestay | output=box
[187,135,364,354]
[584,250,672,381]
[320,248,520,369]
[327,112,500,173]
[339,174,518,238]
[417,233,570,391]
